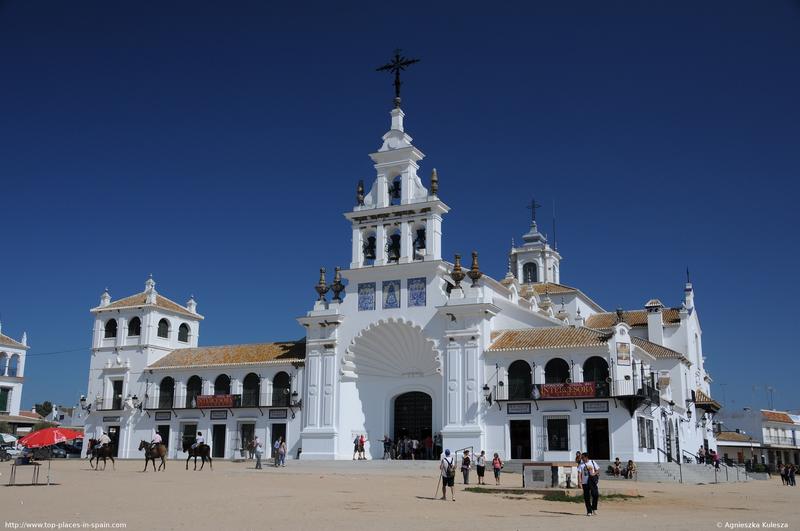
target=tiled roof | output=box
[0,333,27,350]
[631,337,690,364]
[585,308,682,329]
[487,327,611,352]
[716,431,755,443]
[531,283,579,295]
[148,341,306,370]
[761,410,794,424]
[18,411,43,420]
[694,389,721,410]
[96,292,199,318]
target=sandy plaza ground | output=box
[1,458,797,531]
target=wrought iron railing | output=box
[763,435,797,446]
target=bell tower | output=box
[510,199,562,284]
[345,107,448,268]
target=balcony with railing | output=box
[763,435,797,447]
[144,390,298,410]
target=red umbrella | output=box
[18,427,84,449]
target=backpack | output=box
[443,457,455,478]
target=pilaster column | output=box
[445,340,463,426]
[320,349,336,427]
[375,225,387,266]
[463,340,480,425]
[399,221,412,263]
[304,351,321,428]
[351,227,363,268]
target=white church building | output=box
[81,96,720,463]
[0,322,29,423]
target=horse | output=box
[138,440,167,472]
[183,440,212,471]
[87,439,116,471]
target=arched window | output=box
[186,375,202,408]
[544,358,570,384]
[508,360,533,400]
[178,323,190,343]
[214,374,231,396]
[158,377,175,409]
[389,175,402,205]
[128,317,141,337]
[583,357,609,382]
[242,373,260,407]
[362,231,377,263]
[8,355,19,378]
[104,319,117,338]
[523,262,538,283]
[0,353,7,376]
[386,231,401,263]
[412,226,426,260]
[157,319,170,339]
[272,371,291,407]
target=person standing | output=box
[274,436,282,467]
[492,453,503,485]
[440,449,456,501]
[424,434,433,460]
[278,438,287,467]
[381,434,392,460]
[352,435,360,460]
[578,453,599,516]
[358,434,366,460]
[461,449,472,485]
[475,450,487,485]
[698,446,705,464]
[254,436,263,469]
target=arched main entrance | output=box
[393,391,432,458]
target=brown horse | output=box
[183,440,212,470]
[87,439,116,471]
[138,440,167,472]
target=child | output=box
[492,452,503,485]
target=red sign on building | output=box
[538,382,596,399]
[195,395,235,408]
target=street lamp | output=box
[482,384,492,406]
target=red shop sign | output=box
[539,382,596,399]
[195,395,234,408]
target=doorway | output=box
[586,419,610,460]
[393,392,432,443]
[509,420,531,460]
[240,423,255,456]
[106,425,120,457]
[181,423,197,452]
[156,425,170,450]
[212,424,226,458]
[271,423,286,446]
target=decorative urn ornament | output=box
[467,251,483,287]
[331,266,345,302]
[450,254,466,288]
[315,268,330,301]
[430,168,438,196]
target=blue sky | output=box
[1,1,798,413]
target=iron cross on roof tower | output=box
[376,49,420,109]
[527,198,542,224]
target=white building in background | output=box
[81,93,720,464]
[0,322,28,422]
[716,408,799,470]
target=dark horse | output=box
[138,440,167,472]
[87,439,115,470]
[183,440,212,470]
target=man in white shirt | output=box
[97,431,111,449]
[439,449,456,501]
[151,431,163,447]
[192,431,204,450]
[578,453,599,516]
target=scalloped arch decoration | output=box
[341,317,442,380]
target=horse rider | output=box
[97,431,112,449]
[151,431,163,448]
[192,431,205,450]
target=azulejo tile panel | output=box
[408,277,426,307]
[382,280,401,309]
[358,282,376,311]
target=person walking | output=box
[278,438,287,467]
[475,450,487,485]
[698,446,705,464]
[424,434,433,460]
[358,434,366,460]
[381,434,392,460]
[254,436,263,469]
[352,435,360,460]
[273,436,283,467]
[492,453,503,485]
[578,453,600,516]
[439,449,456,501]
[461,449,472,485]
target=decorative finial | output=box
[467,251,483,287]
[376,49,421,109]
[430,168,438,196]
[526,198,542,224]
[356,180,365,206]
[331,267,345,302]
[615,307,625,324]
[686,267,691,284]
[450,254,465,288]
[315,268,330,302]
